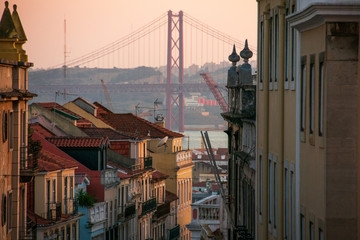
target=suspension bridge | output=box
[31,10,256,131]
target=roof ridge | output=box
[129,112,183,137]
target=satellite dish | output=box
[157,136,168,147]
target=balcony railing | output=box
[125,203,136,219]
[118,202,136,221]
[155,202,170,219]
[45,202,62,220]
[88,202,106,225]
[131,157,153,173]
[191,195,221,225]
[20,146,38,183]
[169,225,180,240]
[140,197,156,216]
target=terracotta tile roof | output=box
[37,102,93,126]
[46,136,107,148]
[80,127,144,140]
[165,191,178,203]
[93,102,183,138]
[152,170,169,181]
[32,132,79,172]
[93,102,113,115]
[27,210,79,227]
[30,122,55,138]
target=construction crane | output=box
[100,79,114,112]
[200,73,228,112]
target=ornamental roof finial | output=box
[240,39,253,63]
[228,44,240,66]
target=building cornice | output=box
[287,3,360,32]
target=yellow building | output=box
[257,0,360,240]
[0,2,36,239]
[27,131,82,239]
[149,136,193,240]
[256,0,298,239]
[287,1,360,240]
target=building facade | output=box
[256,0,360,240]
[221,42,256,239]
[0,2,36,239]
[256,0,298,239]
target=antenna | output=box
[157,136,168,149]
[63,18,71,100]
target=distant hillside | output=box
[29,66,163,86]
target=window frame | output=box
[309,55,315,135]
[318,53,325,137]
[300,56,307,132]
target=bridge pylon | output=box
[166,10,184,132]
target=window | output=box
[9,112,13,149]
[300,214,305,240]
[300,57,307,132]
[310,221,314,240]
[273,160,277,229]
[47,180,51,204]
[319,54,324,136]
[291,4,296,88]
[52,180,56,203]
[70,176,73,199]
[290,169,295,240]
[269,17,273,88]
[319,228,323,240]
[309,56,315,134]
[268,156,272,225]
[285,8,289,88]
[259,153,262,215]
[260,21,264,88]
[284,166,288,239]
[2,195,6,226]
[7,192,11,232]
[274,14,278,86]
[3,111,7,142]
[64,177,68,199]
[72,224,77,240]
[21,111,26,146]
[66,225,70,240]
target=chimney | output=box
[154,114,165,128]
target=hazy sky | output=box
[11,0,257,69]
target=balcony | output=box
[44,202,62,220]
[20,146,38,183]
[131,157,153,173]
[88,202,106,225]
[169,225,180,240]
[175,150,193,169]
[154,202,170,220]
[118,203,136,221]
[140,197,156,216]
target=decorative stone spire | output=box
[240,39,253,64]
[12,4,27,61]
[12,4,26,41]
[228,45,240,66]
[0,1,17,39]
[227,45,239,88]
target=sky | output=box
[11,0,258,69]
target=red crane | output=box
[200,73,228,112]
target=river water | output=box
[181,130,227,150]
